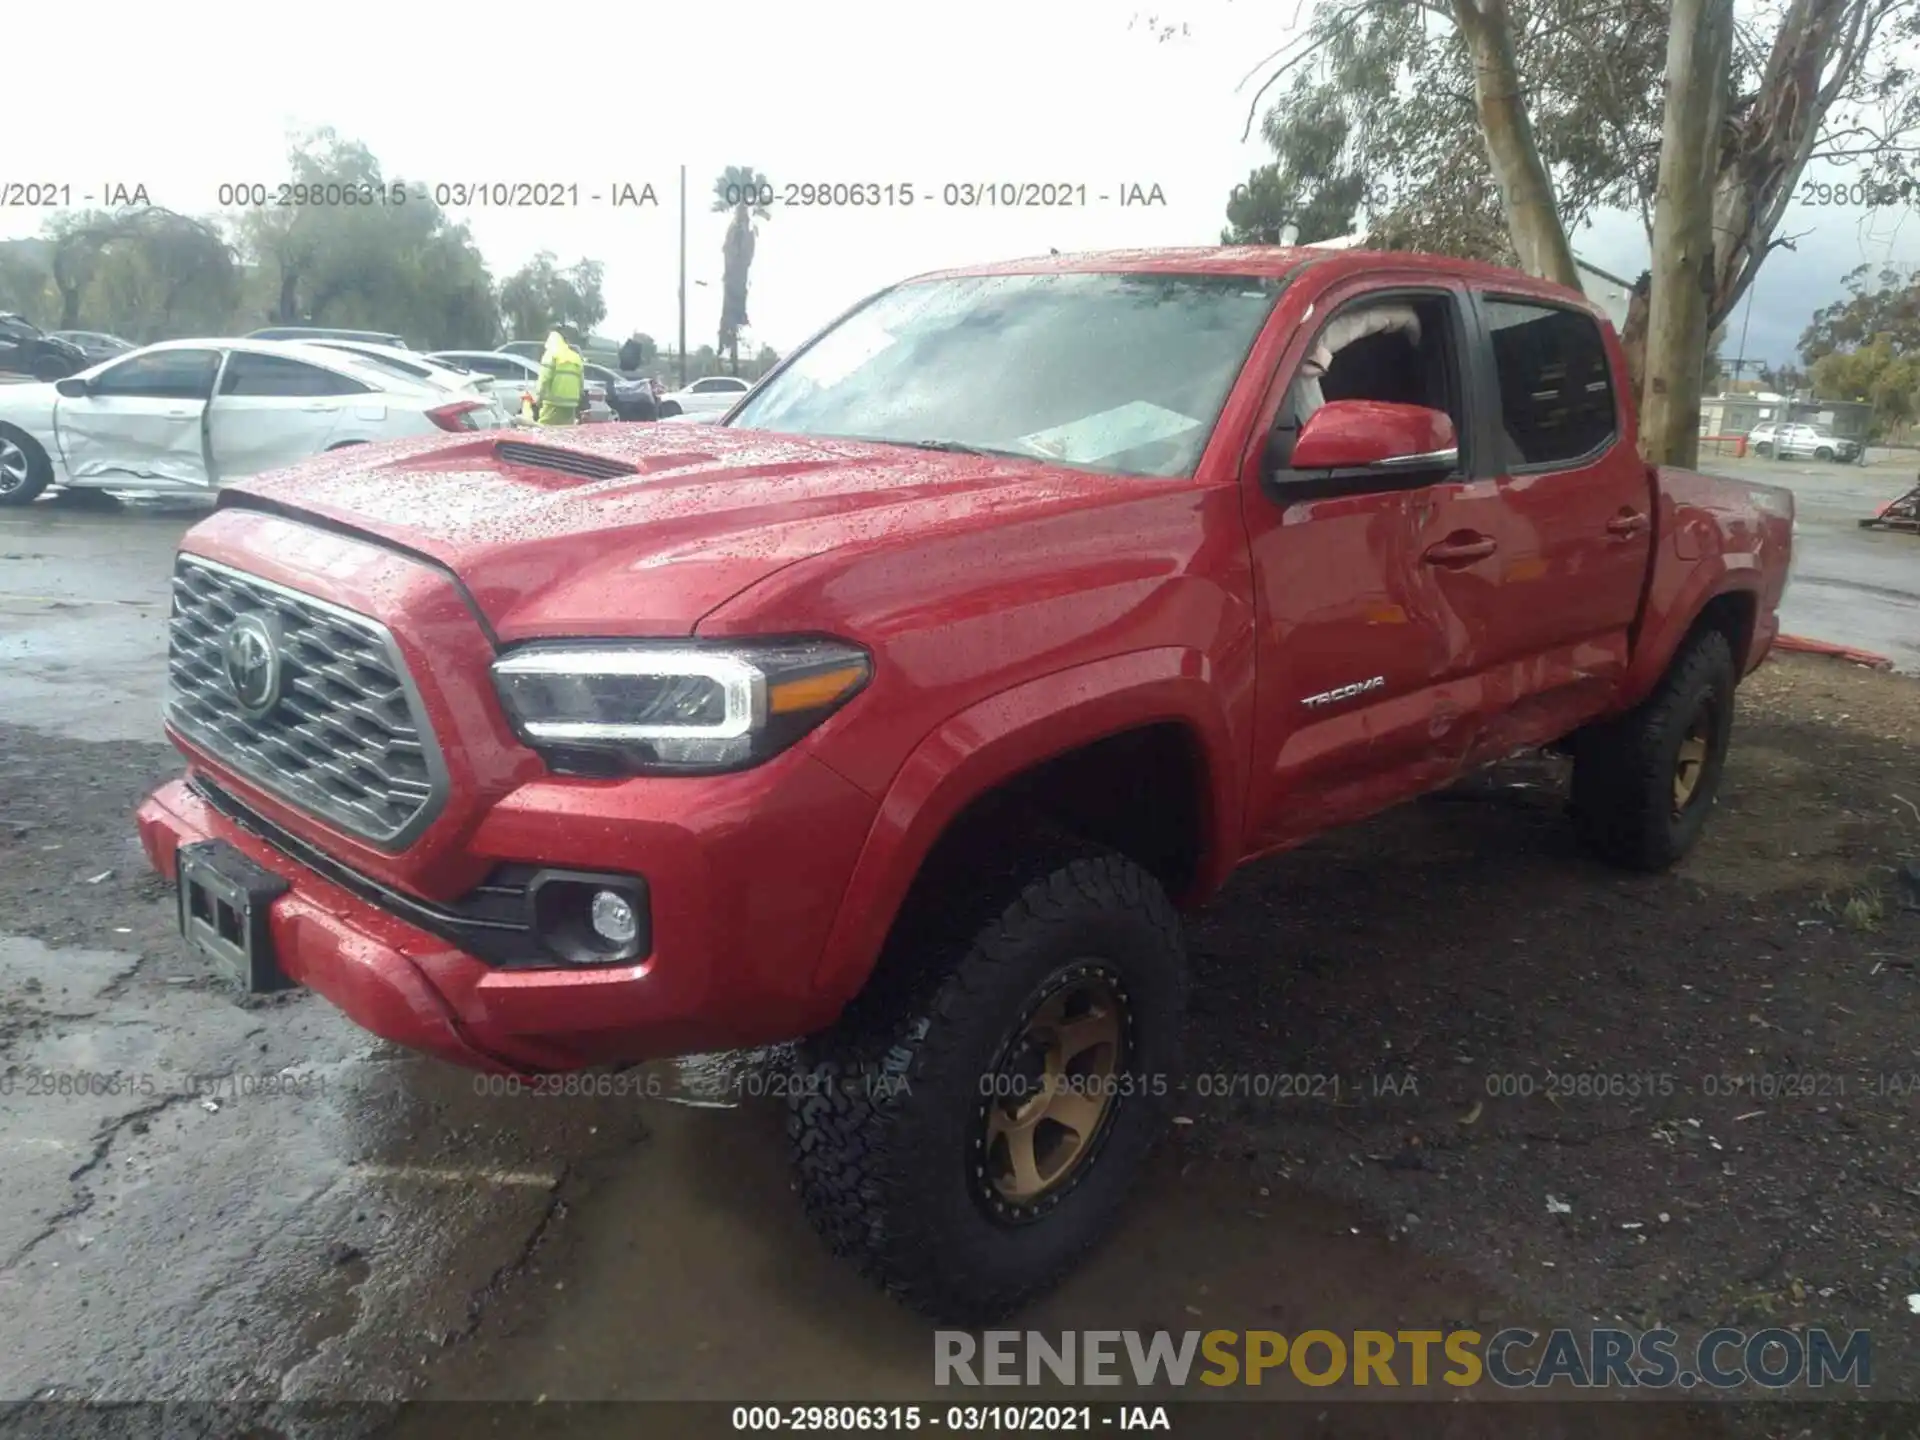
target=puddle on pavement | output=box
[383,1100,1729,1439]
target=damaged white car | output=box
[0,338,501,506]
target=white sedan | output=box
[656,373,752,418]
[428,350,614,423]
[305,340,513,424]
[0,338,501,505]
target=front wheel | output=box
[789,849,1187,1324]
[1815,447,1834,461]
[1570,629,1737,871]
[29,355,72,382]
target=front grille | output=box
[166,555,447,849]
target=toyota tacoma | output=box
[136,247,1794,1323]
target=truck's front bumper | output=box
[135,758,878,1075]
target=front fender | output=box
[808,647,1242,1003]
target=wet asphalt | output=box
[0,453,1912,1419]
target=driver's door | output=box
[54,348,219,486]
[1241,282,1485,852]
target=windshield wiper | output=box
[881,438,1036,460]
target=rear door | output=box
[53,348,220,485]
[1460,291,1651,752]
[207,351,367,481]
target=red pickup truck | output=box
[136,247,1794,1323]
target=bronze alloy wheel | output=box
[1672,699,1716,813]
[975,964,1131,1220]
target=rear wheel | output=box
[1570,629,1737,871]
[789,847,1187,1324]
[658,401,682,418]
[0,427,51,505]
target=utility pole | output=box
[687,166,695,389]
[1730,280,1757,393]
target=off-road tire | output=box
[1570,629,1736,871]
[0,426,52,506]
[788,847,1187,1325]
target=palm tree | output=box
[712,166,770,375]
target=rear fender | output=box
[809,648,1242,1003]
[1618,550,1765,709]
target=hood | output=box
[224,426,1163,640]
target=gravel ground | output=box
[1171,651,1920,1420]
[2,650,1916,1438]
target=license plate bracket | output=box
[176,840,294,994]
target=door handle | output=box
[165,408,193,418]
[300,403,336,412]
[1422,534,1497,566]
[1606,510,1650,538]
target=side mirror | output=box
[1288,400,1458,475]
[54,377,89,398]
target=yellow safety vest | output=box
[536,333,585,425]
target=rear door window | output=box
[1481,299,1616,470]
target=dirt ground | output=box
[1,637,1917,1437]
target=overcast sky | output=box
[6,0,1914,365]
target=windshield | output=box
[727,271,1286,478]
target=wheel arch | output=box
[1621,555,1767,709]
[809,648,1241,1006]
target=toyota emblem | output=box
[221,613,285,718]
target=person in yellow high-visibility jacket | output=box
[530,324,586,425]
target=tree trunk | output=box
[275,269,300,325]
[1640,0,1735,467]
[1450,0,1581,288]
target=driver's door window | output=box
[90,348,220,399]
[1271,297,1466,476]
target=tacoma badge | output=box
[1302,675,1386,709]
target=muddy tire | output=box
[1570,629,1737,872]
[788,848,1187,1325]
[0,426,52,506]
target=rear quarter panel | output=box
[1617,465,1794,705]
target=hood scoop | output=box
[492,439,639,482]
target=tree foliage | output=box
[231,129,503,347]
[1216,0,1920,464]
[497,252,607,341]
[1811,336,1919,431]
[1221,91,1364,244]
[713,165,771,373]
[1800,263,1920,434]
[1799,262,1920,361]
[45,207,236,333]
[0,130,554,349]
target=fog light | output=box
[590,890,639,947]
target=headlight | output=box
[492,638,871,776]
